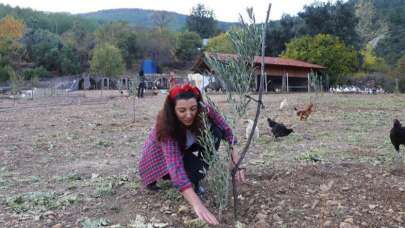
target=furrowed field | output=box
[0,91,404,227]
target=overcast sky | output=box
[0,0,342,22]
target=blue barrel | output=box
[142,59,157,74]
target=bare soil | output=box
[0,91,404,228]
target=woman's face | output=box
[174,98,198,126]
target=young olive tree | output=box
[201,5,272,221]
[9,67,24,105]
[128,75,139,122]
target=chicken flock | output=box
[244,98,404,161]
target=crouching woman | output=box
[138,83,245,225]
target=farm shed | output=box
[191,53,326,92]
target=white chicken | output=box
[245,119,260,140]
[279,98,288,110]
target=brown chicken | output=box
[294,103,315,120]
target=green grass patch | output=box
[6,191,81,214]
[0,167,15,189]
[128,180,140,191]
[96,140,113,148]
[94,182,114,197]
[159,181,182,201]
[55,172,82,182]
[91,175,129,198]
[80,217,112,228]
[296,147,327,162]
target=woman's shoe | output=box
[146,182,161,192]
[195,185,205,195]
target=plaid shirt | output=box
[138,105,236,192]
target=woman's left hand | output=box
[235,167,246,183]
[231,147,247,183]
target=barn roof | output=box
[192,52,326,72]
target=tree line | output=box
[205,0,405,91]
[0,3,209,83]
[0,1,404,91]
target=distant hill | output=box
[78,8,237,32]
[349,0,405,64]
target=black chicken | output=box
[267,117,293,138]
[390,119,405,159]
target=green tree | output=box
[205,32,235,54]
[95,22,131,46]
[95,22,139,70]
[354,0,388,44]
[90,43,125,77]
[282,34,359,84]
[265,15,306,56]
[117,32,139,69]
[299,0,360,48]
[61,22,96,72]
[138,27,176,67]
[22,29,80,75]
[8,66,24,95]
[395,54,405,92]
[360,44,387,73]
[175,31,201,63]
[151,11,174,31]
[375,5,405,65]
[186,4,218,38]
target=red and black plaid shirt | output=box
[138,105,236,192]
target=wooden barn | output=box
[191,53,326,92]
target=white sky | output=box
[0,0,342,22]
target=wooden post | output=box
[286,72,289,93]
[265,73,268,93]
[395,78,399,93]
[307,73,311,93]
[255,74,258,92]
[282,74,285,92]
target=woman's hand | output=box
[193,202,219,225]
[231,147,247,183]
[235,167,246,183]
[181,188,219,225]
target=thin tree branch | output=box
[231,3,272,220]
[245,94,265,109]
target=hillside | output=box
[350,0,405,64]
[78,8,237,32]
[0,4,101,34]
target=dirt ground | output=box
[0,91,404,228]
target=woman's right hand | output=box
[181,187,219,225]
[193,203,219,225]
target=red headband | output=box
[169,83,201,100]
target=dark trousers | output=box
[151,122,225,188]
[182,124,223,187]
[137,83,145,98]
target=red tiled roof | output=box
[206,52,326,69]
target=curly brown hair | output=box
[155,91,206,151]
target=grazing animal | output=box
[390,119,405,159]
[294,103,315,120]
[267,117,293,138]
[279,98,288,110]
[245,119,260,140]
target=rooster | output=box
[294,103,315,120]
[245,119,259,140]
[267,117,293,138]
[390,119,405,159]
